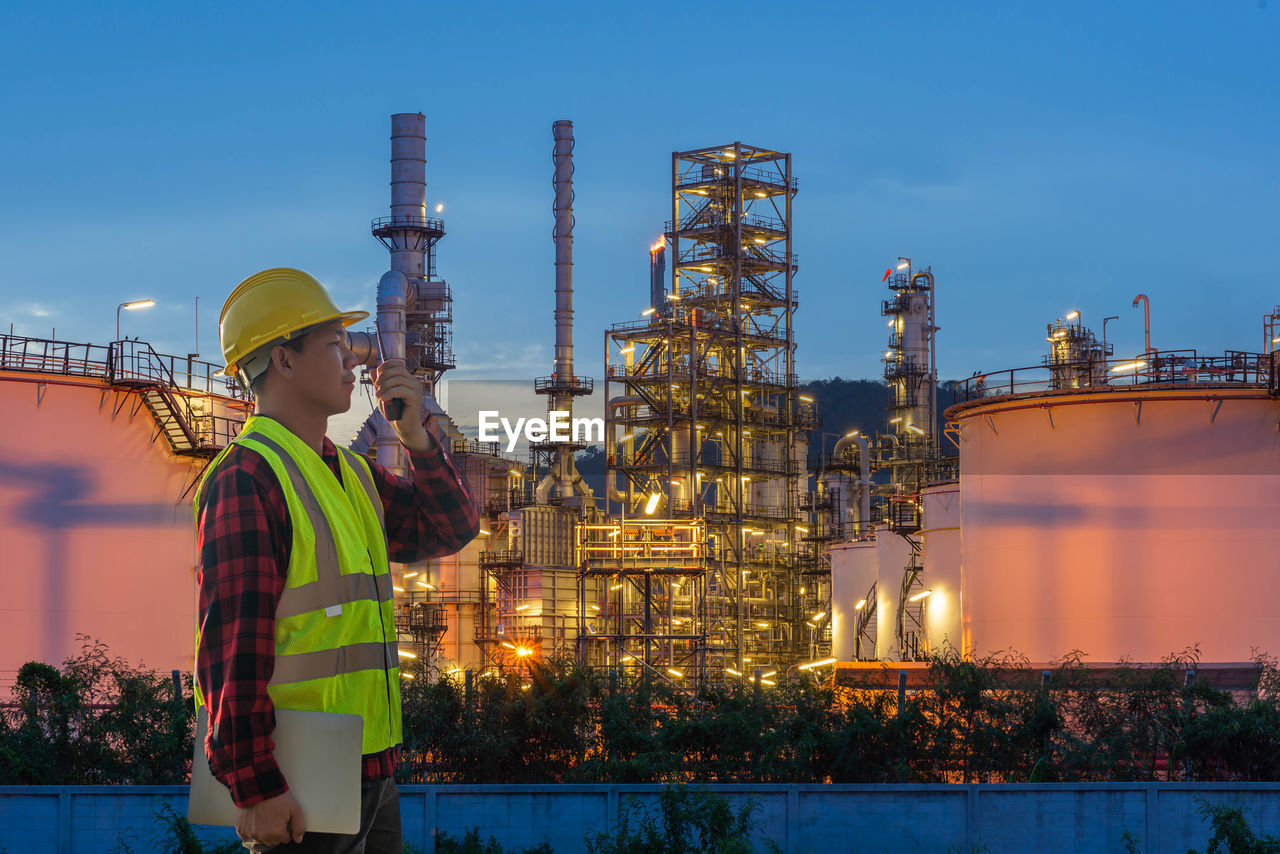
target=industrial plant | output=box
[1,112,1277,692]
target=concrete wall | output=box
[4,783,1280,853]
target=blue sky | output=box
[2,0,1277,412]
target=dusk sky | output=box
[2,1,1277,440]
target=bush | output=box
[585,786,776,854]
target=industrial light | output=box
[888,320,895,327]
[619,345,635,355]
[617,433,633,443]
[906,424,924,435]
[726,667,742,676]
[890,417,903,424]
[479,528,491,536]
[397,649,417,658]
[516,647,532,657]
[393,586,405,593]
[884,350,894,359]
[501,642,516,650]
[667,668,684,678]
[509,469,523,477]
[436,203,444,214]
[812,611,826,622]
[799,395,813,402]
[515,604,530,611]
[800,587,806,595]
[1111,360,1147,373]
[590,604,600,610]
[1066,310,1079,321]
[610,583,623,591]
[644,491,662,514]
[761,670,777,678]
[855,598,867,610]
[760,678,776,686]
[795,526,809,533]
[642,307,657,317]
[799,657,837,671]
[908,589,933,602]
[446,667,461,675]
[722,150,735,158]
[846,430,859,437]
[667,292,681,300]
[116,298,157,340]
[756,622,771,628]
[896,262,909,270]
[1273,336,1280,344]
[404,571,419,578]
[401,672,415,680]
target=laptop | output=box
[188,706,363,835]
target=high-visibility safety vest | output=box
[192,415,402,757]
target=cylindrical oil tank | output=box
[920,482,961,654]
[873,526,914,660]
[953,386,1280,663]
[829,540,877,660]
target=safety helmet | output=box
[218,268,368,382]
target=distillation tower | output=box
[592,143,819,686]
[824,260,958,663]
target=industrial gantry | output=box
[591,143,821,687]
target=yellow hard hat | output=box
[218,268,369,377]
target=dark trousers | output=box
[248,777,401,854]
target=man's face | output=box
[280,321,358,416]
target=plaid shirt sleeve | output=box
[195,429,480,808]
[368,432,482,563]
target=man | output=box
[193,268,480,852]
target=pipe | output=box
[607,396,643,503]
[389,113,428,280]
[374,270,408,476]
[1132,293,1150,353]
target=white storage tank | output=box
[920,481,961,654]
[951,383,1280,663]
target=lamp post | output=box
[116,299,156,341]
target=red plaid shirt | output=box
[194,418,479,807]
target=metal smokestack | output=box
[535,120,593,506]
[390,113,428,280]
[552,120,575,398]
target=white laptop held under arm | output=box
[188,706,363,835]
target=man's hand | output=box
[373,359,433,453]
[236,789,306,848]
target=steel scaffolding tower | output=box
[597,143,819,685]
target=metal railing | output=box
[0,333,247,399]
[666,213,787,235]
[370,214,445,234]
[953,350,1277,404]
[675,164,797,190]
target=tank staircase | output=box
[109,341,221,458]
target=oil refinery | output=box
[1,112,1277,691]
